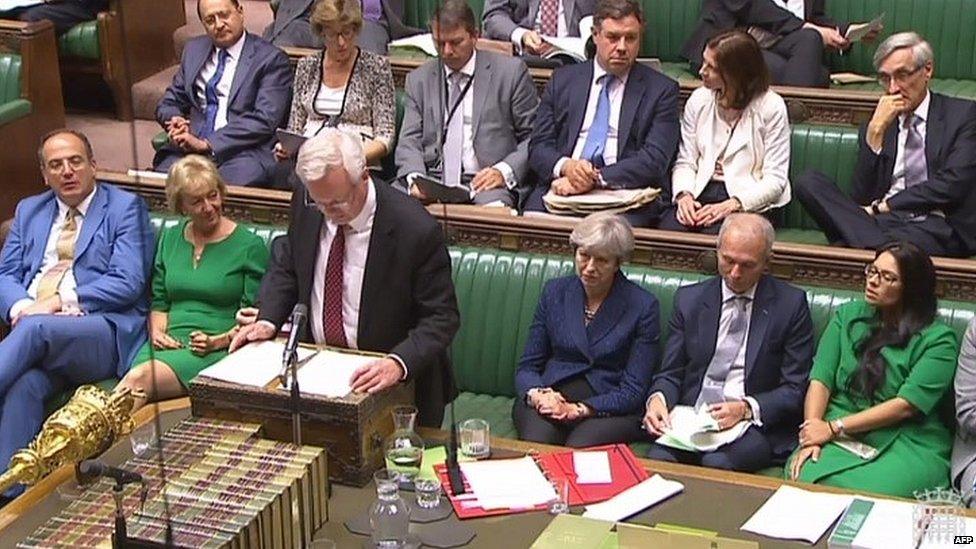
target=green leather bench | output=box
[443,246,976,473]
[0,54,31,126]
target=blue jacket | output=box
[0,184,155,376]
[515,272,660,415]
[649,274,814,458]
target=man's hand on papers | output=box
[803,23,849,51]
[561,159,599,191]
[521,30,553,56]
[847,21,883,43]
[642,394,671,436]
[350,358,402,394]
[471,167,505,192]
[789,445,821,480]
[707,400,749,430]
[229,321,276,352]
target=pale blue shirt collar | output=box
[220,31,247,61]
[721,279,758,302]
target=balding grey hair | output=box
[873,32,934,71]
[295,128,366,185]
[570,212,635,264]
[717,213,775,258]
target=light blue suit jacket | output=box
[0,184,155,376]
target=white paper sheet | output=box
[197,340,313,387]
[581,474,683,522]
[655,405,748,453]
[842,498,920,549]
[845,13,885,43]
[740,485,854,544]
[389,33,438,57]
[294,349,377,398]
[459,457,556,510]
[573,451,613,485]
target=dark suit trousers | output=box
[522,185,663,228]
[646,425,774,472]
[658,181,782,234]
[795,169,968,257]
[0,315,118,498]
[762,28,829,88]
[4,0,105,35]
[513,376,645,448]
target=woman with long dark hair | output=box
[787,242,959,496]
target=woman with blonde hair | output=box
[117,155,268,411]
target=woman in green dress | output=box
[787,241,959,497]
[117,155,269,411]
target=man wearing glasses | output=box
[796,32,976,258]
[231,128,460,428]
[0,130,154,504]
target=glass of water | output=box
[413,477,442,509]
[129,421,158,458]
[459,418,490,459]
[548,477,570,515]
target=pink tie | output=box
[538,0,558,36]
[323,225,348,348]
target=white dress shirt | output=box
[553,61,627,179]
[9,186,98,319]
[194,32,246,133]
[310,178,376,348]
[409,52,517,189]
[776,0,805,19]
[510,0,569,48]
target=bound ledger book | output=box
[16,417,328,549]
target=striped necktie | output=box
[36,207,80,301]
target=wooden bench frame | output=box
[60,0,185,120]
[100,171,976,301]
[281,44,881,127]
[0,20,64,220]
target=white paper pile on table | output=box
[740,485,854,544]
[573,451,613,484]
[197,340,314,387]
[295,349,377,398]
[581,474,683,522]
[458,457,557,510]
[543,188,661,216]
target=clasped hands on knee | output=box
[528,387,591,422]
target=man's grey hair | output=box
[873,32,934,71]
[717,213,775,258]
[570,212,635,264]
[295,128,366,185]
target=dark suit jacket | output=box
[265,0,416,48]
[851,92,976,254]
[257,180,460,427]
[155,33,293,182]
[481,0,596,41]
[0,184,155,376]
[648,275,814,459]
[528,60,680,189]
[515,272,660,415]
[681,0,846,66]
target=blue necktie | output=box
[361,0,382,22]
[202,48,230,138]
[580,74,615,168]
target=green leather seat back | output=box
[783,124,859,231]
[59,21,100,60]
[404,0,484,29]
[0,54,22,105]
[640,0,702,61]
[148,213,289,246]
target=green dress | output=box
[787,300,959,497]
[131,220,269,385]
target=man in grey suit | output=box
[395,0,539,208]
[953,318,976,506]
[264,0,415,53]
[483,0,595,58]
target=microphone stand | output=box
[111,480,128,549]
[283,344,308,546]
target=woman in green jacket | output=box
[788,241,959,497]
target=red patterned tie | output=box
[538,0,558,36]
[323,225,348,348]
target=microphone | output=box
[79,460,143,485]
[281,303,309,383]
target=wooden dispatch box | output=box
[188,346,415,487]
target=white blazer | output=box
[671,87,791,212]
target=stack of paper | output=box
[543,188,661,216]
[459,457,556,510]
[389,33,438,57]
[581,474,684,522]
[197,341,314,387]
[656,405,749,452]
[573,451,613,485]
[740,485,854,544]
[295,349,377,398]
[828,498,919,549]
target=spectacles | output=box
[864,264,900,285]
[303,187,353,211]
[323,27,357,42]
[45,155,88,173]
[876,65,924,86]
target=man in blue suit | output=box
[154,0,293,187]
[642,213,814,472]
[524,0,679,227]
[0,130,154,502]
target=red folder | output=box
[435,443,648,519]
